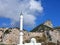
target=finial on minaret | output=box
[20,11,23,16]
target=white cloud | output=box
[0,0,43,29]
[30,0,43,12]
[24,14,36,27]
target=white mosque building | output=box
[18,12,41,45]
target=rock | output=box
[44,20,53,28]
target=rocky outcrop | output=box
[0,20,60,45]
[0,28,20,44]
[43,20,53,28]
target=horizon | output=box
[0,20,60,31]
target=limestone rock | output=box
[44,20,53,28]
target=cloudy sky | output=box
[0,0,60,31]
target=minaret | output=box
[20,12,23,31]
[18,12,23,45]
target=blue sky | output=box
[0,0,60,31]
[41,0,60,27]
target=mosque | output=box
[18,12,41,45]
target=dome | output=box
[30,38,36,43]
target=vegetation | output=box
[31,24,53,32]
[4,29,11,34]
